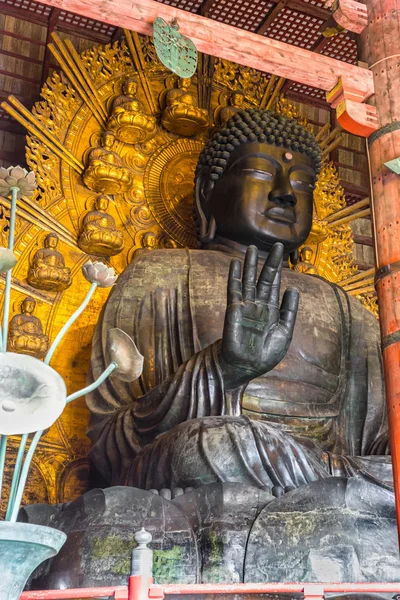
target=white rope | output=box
[369,54,400,70]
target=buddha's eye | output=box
[291,179,314,192]
[240,168,273,180]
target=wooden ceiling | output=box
[0,0,369,205]
[0,0,358,119]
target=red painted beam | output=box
[31,0,374,100]
[19,582,400,600]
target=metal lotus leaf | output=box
[153,17,198,78]
[81,260,117,288]
[0,353,66,435]
[105,328,144,382]
[0,166,36,199]
[0,248,17,273]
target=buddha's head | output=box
[22,297,36,315]
[300,245,313,262]
[102,131,115,148]
[96,195,110,211]
[231,91,244,108]
[124,78,138,96]
[143,232,157,249]
[195,108,321,256]
[179,78,191,90]
[44,233,58,249]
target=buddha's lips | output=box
[263,206,296,224]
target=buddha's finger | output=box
[279,287,299,336]
[257,242,283,304]
[242,245,258,302]
[227,258,242,305]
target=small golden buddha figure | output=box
[133,232,158,258]
[8,297,49,359]
[106,79,157,145]
[83,131,133,195]
[78,195,124,257]
[219,90,245,125]
[27,233,72,292]
[161,77,209,137]
[294,246,319,275]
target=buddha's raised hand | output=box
[220,243,299,390]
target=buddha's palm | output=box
[220,243,299,390]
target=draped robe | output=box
[87,248,391,491]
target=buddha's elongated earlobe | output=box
[201,215,217,243]
[194,170,216,243]
[290,248,299,265]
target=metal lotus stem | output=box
[1,186,19,351]
[8,430,42,523]
[44,281,98,365]
[0,435,7,501]
[5,433,28,521]
[7,362,117,522]
[66,361,117,403]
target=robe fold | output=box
[87,249,390,490]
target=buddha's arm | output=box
[88,338,233,484]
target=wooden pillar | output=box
[358,0,400,542]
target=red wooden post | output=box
[358,0,400,545]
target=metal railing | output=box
[20,529,400,600]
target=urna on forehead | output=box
[196,108,322,182]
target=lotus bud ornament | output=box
[0,166,36,199]
[82,260,117,287]
[0,248,17,273]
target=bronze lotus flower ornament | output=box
[0,249,17,274]
[106,328,144,382]
[0,166,36,199]
[0,353,66,435]
[82,259,118,287]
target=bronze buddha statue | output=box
[78,195,124,257]
[106,79,157,145]
[161,77,209,136]
[83,131,133,194]
[27,233,72,292]
[293,245,319,275]
[8,297,49,358]
[27,110,398,589]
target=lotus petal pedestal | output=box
[0,521,66,600]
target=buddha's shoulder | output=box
[284,270,378,328]
[124,248,231,272]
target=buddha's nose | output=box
[268,188,297,208]
[268,172,297,207]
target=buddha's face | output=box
[301,248,313,262]
[179,78,191,90]
[232,93,244,108]
[22,299,35,314]
[97,196,109,211]
[125,80,137,96]
[144,234,157,249]
[45,235,58,249]
[199,142,316,255]
[102,133,115,148]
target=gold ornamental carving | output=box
[0,31,374,515]
[144,138,203,248]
